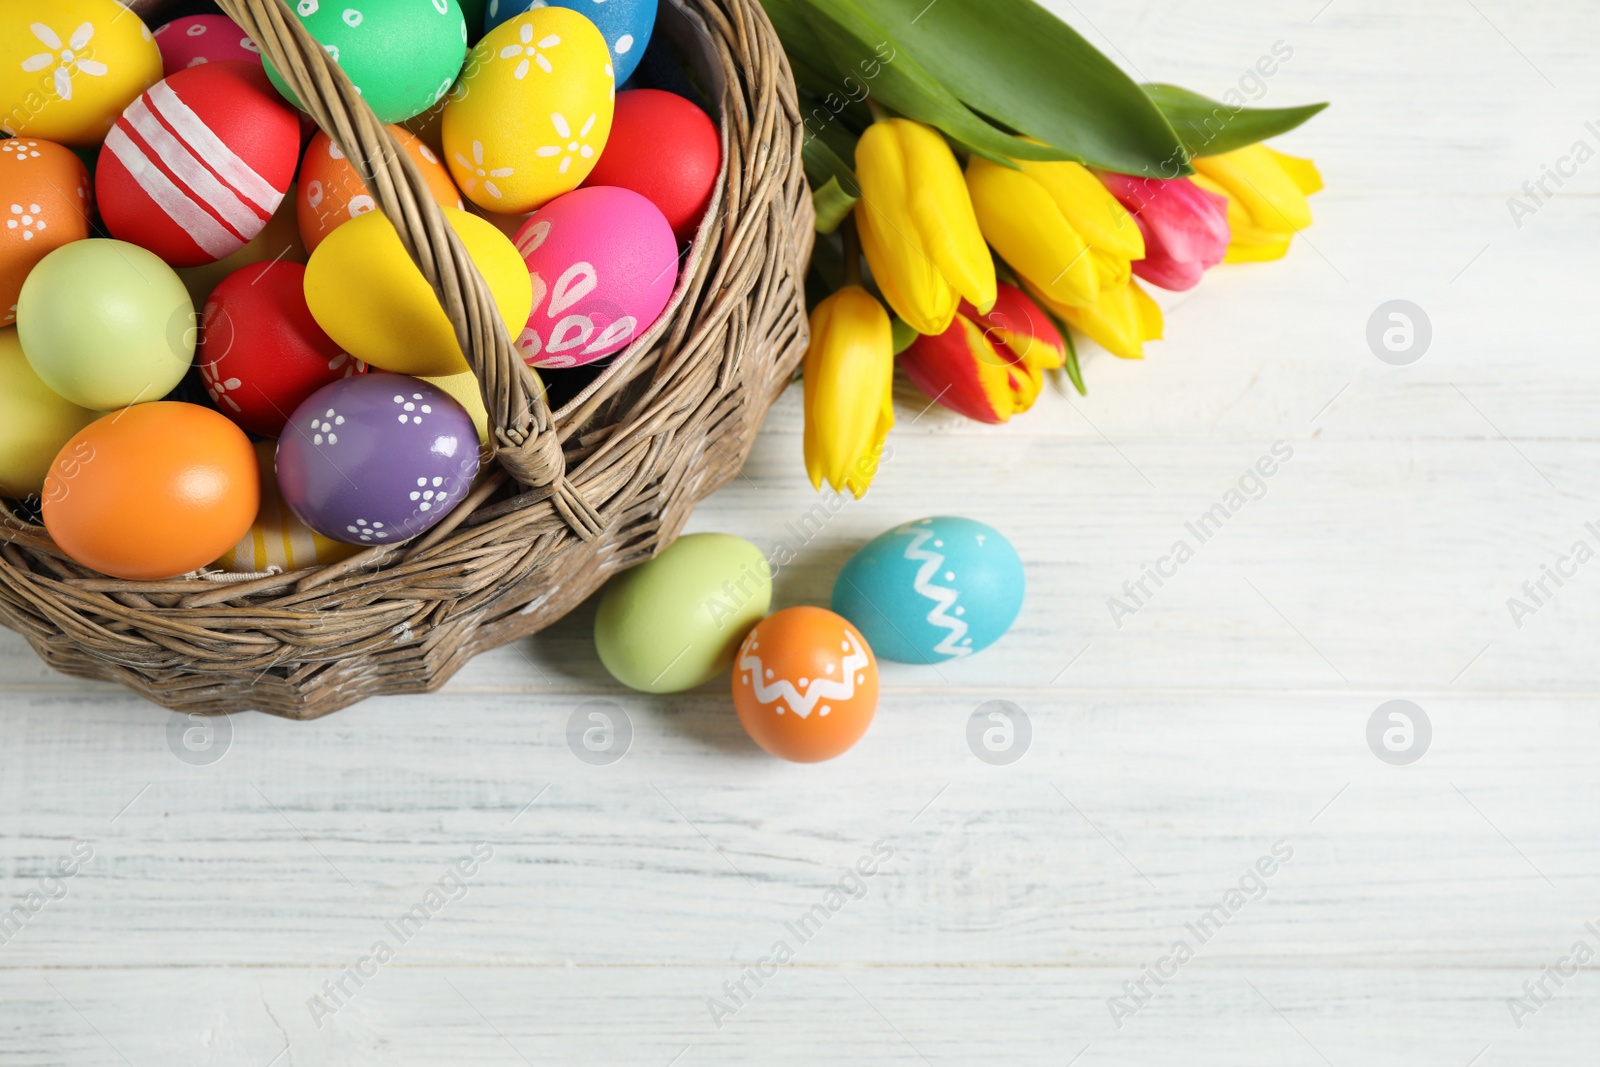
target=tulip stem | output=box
[841,217,863,288]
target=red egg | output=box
[582,89,720,243]
[96,62,301,268]
[153,15,264,78]
[199,261,366,438]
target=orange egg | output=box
[732,606,879,762]
[43,403,259,580]
[296,127,463,253]
[0,138,92,326]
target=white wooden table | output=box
[5,0,1599,1062]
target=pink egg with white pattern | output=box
[153,15,263,78]
[511,186,678,370]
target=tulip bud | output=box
[803,286,895,498]
[1192,144,1322,263]
[854,119,996,336]
[899,283,1065,423]
[1025,276,1162,361]
[1095,172,1230,292]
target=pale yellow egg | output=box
[0,326,98,497]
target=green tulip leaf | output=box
[802,135,859,194]
[862,0,1190,176]
[1143,83,1328,158]
[776,0,1062,166]
[1058,324,1086,396]
[811,176,859,234]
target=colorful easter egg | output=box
[593,533,771,693]
[732,606,878,763]
[16,238,194,410]
[0,327,98,498]
[175,180,308,308]
[304,205,532,377]
[296,126,463,253]
[0,0,164,147]
[152,14,262,77]
[96,62,301,268]
[832,516,1025,664]
[512,186,676,369]
[484,0,655,84]
[42,401,259,580]
[583,89,718,242]
[265,0,469,125]
[199,260,366,438]
[0,138,92,327]
[275,372,480,545]
[443,7,615,214]
[216,440,360,573]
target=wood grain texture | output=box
[3,0,1598,1062]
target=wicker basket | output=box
[0,0,813,718]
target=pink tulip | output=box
[1095,172,1230,291]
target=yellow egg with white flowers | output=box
[0,0,163,147]
[442,7,614,214]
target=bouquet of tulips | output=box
[763,0,1327,497]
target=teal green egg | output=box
[832,516,1025,664]
[266,0,469,124]
[16,239,195,412]
[595,533,772,693]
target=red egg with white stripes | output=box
[96,62,300,269]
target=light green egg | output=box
[0,328,98,498]
[16,240,194,412]
[595,533,772,694]
[266,0,470,124]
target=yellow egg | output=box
[177,182,309,309]
[442,8,615,214]
[215,441,361,574]
[0,326,98,497]
[303,206,533,377]
[0,0,163,148]
[422,368,491,446]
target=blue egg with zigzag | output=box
[484,0,657,84]
[831,516,1025,665]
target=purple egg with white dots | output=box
[276,373,480,547]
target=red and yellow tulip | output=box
[899,283,1065,423]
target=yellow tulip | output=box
[966,156,1144,310]
[854,119,995,335]
[1025,275,1162,361]
[1191,144,1322,263]
[803,286,895,498]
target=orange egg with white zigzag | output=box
[732,606,879,763]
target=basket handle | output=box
[214,0,606,540]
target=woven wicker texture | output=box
[0,0,812,718]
